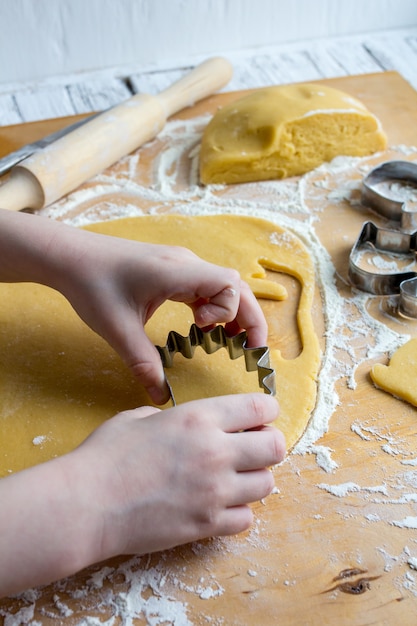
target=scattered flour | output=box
[2,116,417,623]
[351,422,372,441]
[316,482,388,498]
[307,445,339,473]
[32,436,47,446]
[392,517,417,530]
[408,557,417,570]
[402,457,417,466]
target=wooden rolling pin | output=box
[0,57,232,212]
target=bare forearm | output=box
[0,208,74,285]
[0,454,103,597]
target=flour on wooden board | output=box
[3,117,417,623]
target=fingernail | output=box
[221,287,237,297]
[148,385,170,406]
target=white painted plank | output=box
[225,51,322,91]
[67,78,132,113]
[306,45,349,79]
[14,86,76,123]
[365,34,417,89]
[224,62,270,92]
[268,50,324,83]
[3,31,417,126]
[322,40,384,75]
[129,69,189,95]
[406,35,417,55]
[129,34,417,97]
[0,93,23,126]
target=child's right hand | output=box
[71,392,285,560]
[0,392,285,598]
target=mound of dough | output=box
[371,338,417,407]
[199,83,387,184]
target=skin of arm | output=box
[0,208,286,598]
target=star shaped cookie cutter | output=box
[156,323,276,405]
[349,160,417,318]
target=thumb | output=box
[126,329,170,405]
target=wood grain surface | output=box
[1,71,417,625]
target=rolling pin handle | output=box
[158,57,233,117]
[0,56,233,212]
[0,169,44,212]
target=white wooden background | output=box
[0,0,417,126]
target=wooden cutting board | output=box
[1,71,417,625]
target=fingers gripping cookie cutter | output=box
[349,161,417,318]
[156,323,276,405]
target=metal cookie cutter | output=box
[348,160,417,317]
[156,323,276,405]
[361,160,417,231]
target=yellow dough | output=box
[199,83,387,184]
[0,214,321,477]
[371,338,417,407]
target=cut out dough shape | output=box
[199,83,387,184]
[0,214,321,477]
[371,338,417,407]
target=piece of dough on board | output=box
[371,338,417,407]
[200,83,387,184]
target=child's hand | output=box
[71,393,285,558]
[0,393,284,596]
[58,233,267,404]
[0,210,268,404]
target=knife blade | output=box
[0,113,100,177]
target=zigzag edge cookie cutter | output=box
[156,323,276,405]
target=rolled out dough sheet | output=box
[0,214,321,476]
